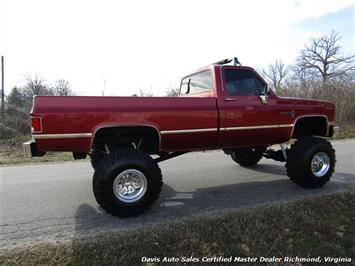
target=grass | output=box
[0,136,80,165]
[334,122,355,140]
[1,190,354,266]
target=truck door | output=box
[218,67,284,147]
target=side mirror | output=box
[259,84,268,104]
[259,94,268,104]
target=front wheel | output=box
[93,149,162,217]
[231,147,265,167]
[286,137,335,188]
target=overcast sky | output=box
[1,0,354,96]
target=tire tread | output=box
[286,136,335,188]
[231,147,265,167]
[93,148,162,217]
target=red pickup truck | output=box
[24,58,339,217]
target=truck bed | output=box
[32,96,219,152]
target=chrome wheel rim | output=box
[113,169,147,203]
[311,152,330,177]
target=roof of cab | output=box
[187,57,255,77]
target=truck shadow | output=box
[73,167,354,238]
[158,173,353,212]
[241,163,286,176]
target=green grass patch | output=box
[1,190,354,265]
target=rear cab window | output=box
[180,70,213,96]
[224,68,265,96]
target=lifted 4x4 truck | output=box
[24,58,339,217]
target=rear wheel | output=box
[90,148,107,170]
[286,136,335,188]
[93,149,162,217]
[231,147,265,167]
[90,144,122,170]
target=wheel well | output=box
[292,117,328,139]
[92,126,160,153]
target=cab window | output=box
[180,70,213,95]
[225,69,264,96]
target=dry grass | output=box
[0,136,80,165]
[1,190,354,265]
[334,122,355,140]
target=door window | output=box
[225,69,264,96]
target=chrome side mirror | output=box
[259,94,268,104]
[259,84,268,104]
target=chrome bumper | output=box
[23,139,45,158]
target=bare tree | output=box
[139,88,153,97]
[283,64,319,98]
[261,59,289,92]
[22,74,53,98]
[297,31,355,84]
[53,79,74,96]
[6,74,53,110]
[165,88,180,97]
[19,74,54,107]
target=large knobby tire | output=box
[91,144,122,170]
[286,137,335,188]
[231,147,265,167]
[93,149,162,217]
[90,149,107,170]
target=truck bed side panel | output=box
[32,96,218,152]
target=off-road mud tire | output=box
[93,149,162,217]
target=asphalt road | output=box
[1,140,354,248]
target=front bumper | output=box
[333,125,340,137]
[23,139,46,158]
[328,125,340,138]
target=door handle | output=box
[280,110,295,118]
[224,98,236,102]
